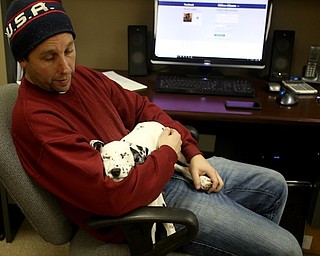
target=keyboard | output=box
[156,74,256,97]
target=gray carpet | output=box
[0,219,69,256]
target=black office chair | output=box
[0,83,198,256]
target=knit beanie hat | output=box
[5,0,76,61]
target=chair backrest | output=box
[0,83,75,245]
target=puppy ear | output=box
[130,146,146,164]
[90,140,105,151]
[136,145,149,156]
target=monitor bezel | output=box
[150,0,273,70]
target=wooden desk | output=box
[129,71,320,175]
[130,71,320,177]
[123,70,320,245]
[120,70,320,175]
[129,71,320,126]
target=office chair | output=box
[0,83,198,256]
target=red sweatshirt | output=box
[11,66,201,242]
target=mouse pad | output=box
[152,94,252,115]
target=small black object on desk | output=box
[276,90,299,106]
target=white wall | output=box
[2,0,320,80]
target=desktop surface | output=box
[152,93,254,115]
[127,70,320,126]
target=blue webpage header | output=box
[158,1,267,9]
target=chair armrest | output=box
[87,206,199,256]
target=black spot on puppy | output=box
[120,152,128,159]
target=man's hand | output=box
[158,127,182,157]
[189,154,224,193]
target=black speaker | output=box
[269,30,295,82]
[128,25,148,76]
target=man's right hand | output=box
[158,127,182,157]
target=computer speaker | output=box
[128,25,148,76]
[269,30,295,82]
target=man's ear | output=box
[18,59,27,69]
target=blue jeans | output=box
[163,156,303,256]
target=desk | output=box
[130,71,320,126]
[127,71,320,179]
[122,70,320,245]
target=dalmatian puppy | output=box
[91,122,212,189]
[90,121,212,242]
[90,122,176,243]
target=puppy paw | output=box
[200,176,212,191]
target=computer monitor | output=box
[151,0,273,71]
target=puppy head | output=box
[100,141,135,181]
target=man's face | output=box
[19,33,76,93]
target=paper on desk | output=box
[103,71,147,91]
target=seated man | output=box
[5,0,302,255]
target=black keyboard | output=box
[156,74,256,97]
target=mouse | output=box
[276,90,299,106]
[268,82,281,92]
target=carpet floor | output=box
[0,219,69,256]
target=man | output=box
[5,0,302,255]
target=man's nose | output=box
[57,57,71,73]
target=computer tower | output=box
[308,182,320,227]
[280,181,312,246]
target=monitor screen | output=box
[151,0,272,69]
